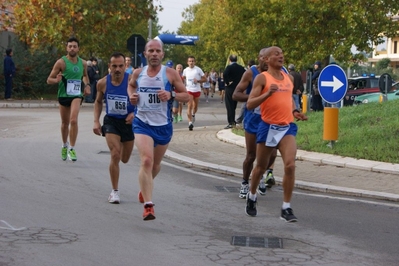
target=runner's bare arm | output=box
[233,69,253,102]
[247,74,271,110]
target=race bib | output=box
[107,94,128,116]
[187,78,196,86]
[138,87,162,111]
[66,79,82,96]
[266,124,290,147]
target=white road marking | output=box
[0,220,26,231]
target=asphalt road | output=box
[0,106,398,266]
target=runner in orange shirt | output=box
[246,46,307,222]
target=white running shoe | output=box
[108,190,120,204]
[257,175,267,195]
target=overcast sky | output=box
[156,0,199,33]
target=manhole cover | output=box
[0,227,79,245]
[231,236,283,248]
[215,186,240,193]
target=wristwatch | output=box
[170,90,176,100]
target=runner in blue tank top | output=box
[232,48,277,199]
[128,39,189,221]
[93,52,136,204]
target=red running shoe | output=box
[143,204,155,220]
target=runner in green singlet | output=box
[47,37,91,162]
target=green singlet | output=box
[57,56,84,98]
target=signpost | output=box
[318,64,348,105]
[317,64,348,147]
[126,34,146,68]
[378,73,392,102]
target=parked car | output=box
[343,74,381,106]
[354,81,399,104]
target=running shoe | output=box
[178,115,183,122]
[68,149,77,161]
[108,190,120,204]
[173,116,178,123]
[280,208,298,222]
[245,193,257,216]
[189,123,194,131]
[265,170,276,188]
[61,146,68,161]
[143,203,156,220]
[138,191,144,203]
[257,175,267,195]
[239,182,249,199]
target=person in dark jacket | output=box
[288,64,304,110]
[3,48,16,100]
[311,61,323,111]
[87,57,101,103]
[223,54,245,129]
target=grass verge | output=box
[232,100,399,164]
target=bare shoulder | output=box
[96,76,107,91]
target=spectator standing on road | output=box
[311,61,323,111]
[233,48,277,199]
[87,57,101,103]
[128,39,189,220]
[3,48,16,100]
[182,56,206,131]
[93,52,135,204]
[246,46,307,222]
[223,55,245,129]
[218,72,225,103]
[46,37,91,162]
[288,64,304,110]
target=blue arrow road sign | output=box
[317,64,348,104]
[155,34,199,45]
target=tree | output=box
[376,58,391,70]
[172,0,399,70]
[12,0,161,58]
[0,0,15,32]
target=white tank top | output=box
[136,65,172,126]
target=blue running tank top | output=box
[105,72,135,119]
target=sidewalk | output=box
[166,125,399,202]
[2,100,399,202]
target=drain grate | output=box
[231,236,283,248]
[215,186,240,193]
[98,151,110,154]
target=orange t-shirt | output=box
[260,71,294,125]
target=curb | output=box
[164,149,399,202]
[216,129,399,176]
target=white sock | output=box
[249,192,257,201]
[282,202,290,209]
[62,142,68,148]
[144,201,153,206]
[69,146,74,150]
